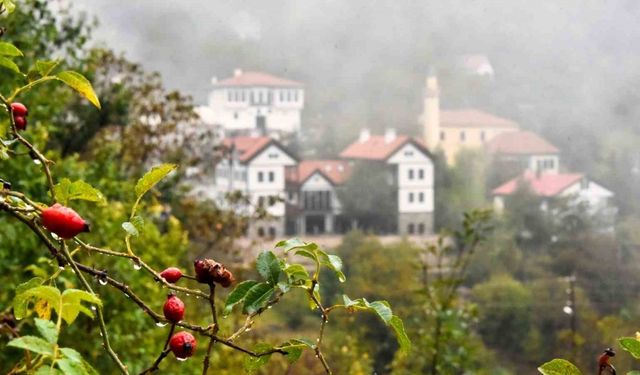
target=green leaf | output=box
[320,254,346,282]
[256,251,282,286]
[60,347,83,363]
[276,238,318,253]
[0,42,22,57]
[2,0,16,14]
[0,56,20,73]
[620,337,640,359]
[7,335,54,356]
[54,179,106,206]
[134,163,177,198]
[278,341,307,363]
[121,221,139,237]
[56,358,88,375]
[13,285,61,320]
[36,60,60,76]
[243,343,273,371]
[34,367,63,375]
[369,301,393,323]
[35,318,58,344]
[60,289,101,324]
[242,282,274,314]
[55,71,101,109]
[627,371,640,375]
[224,280,258,316]
[81,360,99,375]
[537,359,583,375]
[389,315,411,353]
[284,264,310,285]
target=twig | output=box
[139,324,175,374]
[309,281,332,375]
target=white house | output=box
[200,69,304,138]
[340,129,435,235]
[215,136,297,237]
[492,171,615,218]
[285,160,352,235]
[486,130,561,175]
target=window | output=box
[268,227,276,237]
[293,90,298,101]
[258,171,264,182]
[257,227,265,237]
[233,112,238,119]
[279,90,284,101]
[408,169,414,180]
[480,131,486,142]
[268,153,279,159]
[268,171,275,182]
[440,131,445,141]
[408,223,415,235]
[227,90,232,102]
[408,192,414,203]
[258,196,265,207]
[418,223,425,234]
[404,150,414,157]
[418,169,424,179]
[460,131,466,142]
[418,192,424,202]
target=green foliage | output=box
[134,163,177,199]
[537,359,582,375]
[620,337,640,359]
[53,178,106,206]
[54,71,101,109]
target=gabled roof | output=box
[486,130,560,155]
[216,71,303,88]
[492,171,584,197]
[339,135,431,161]
[286,160,352,186]
[222,136,296,164]
[440,109,518,129]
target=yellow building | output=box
[421,74,519,164]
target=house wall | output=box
[528,154,560,174]
[387,143,434,215]
[208,87,303,134]
[561,179,614,211]
[439,127,517,164]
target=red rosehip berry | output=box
[13,116,26,130]
[169,331,196,359]
[10,102,28,117]
[163,294,185,323]
[41,203,90,239]
[160,267,183,283]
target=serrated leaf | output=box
[35,318,58,344]
[36,60,60,76]
[60,289,101,324]
[13,278,45,319]
[34,367,63,375]
[256,251,282,285]
[121,221,139,237]
[56,358,87,375]
[620,337,640,359]
[224,280,258,316]
[131,215,144,228]
[13,286,61,320]
[284,264,309,285]
[8,335,54,356]
[243,343,273,371]
[278,341,305,363]
[2,0,15,14]
[54,179,106,206]
[275,238,318,253]
[537,359,582,375]
[369,301,393,323]
[242,282,274,314]
[134,163,177,199]
[0,56,20,73]
[55,71,101,109]
[0,42,22,56]
[60,347,83,363]
[389,315,411,353]
[320,254,346,282]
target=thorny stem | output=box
[309,281,332,375]
[227,289,285,342]
[139,324,175,374]
[203,283,218,375]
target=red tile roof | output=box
[486,130,559,155]
[286,160,352,186]
[340,135,425,161]
[440,109,518,129]
[216,71,302,87]
[492,170,584,197]
[222,136,272,163]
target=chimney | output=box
[384,128,397,143]
[423,68,440,151]
[234,68,243,77]
[358,128,371,143]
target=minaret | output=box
[423,69,440,151]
